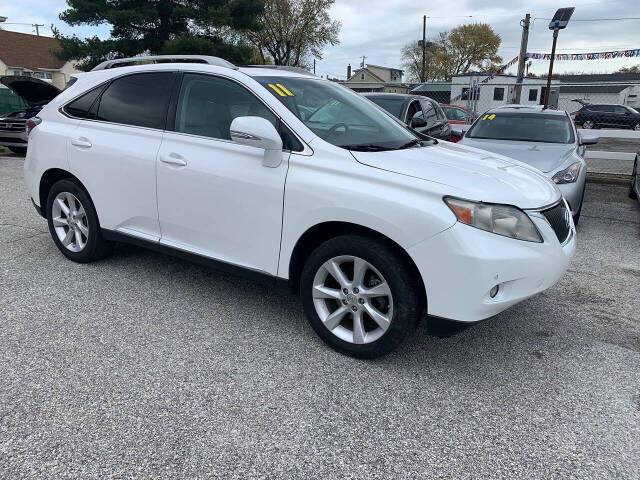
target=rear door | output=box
[67,72,177,240]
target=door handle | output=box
[160,153,187,167]
[71,137,92,148]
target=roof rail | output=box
[244,65,316,76]
[91,55,237,71]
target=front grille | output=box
[0,136,27,144]
[541,202,571,243]
[0,119,27,132]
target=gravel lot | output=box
[1,153,639,480]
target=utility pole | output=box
[313,59,316,75]
[361,56,367,68]
[421,15,426,83]
[33,24,44,36]
[514,13,530,104]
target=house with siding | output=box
[340,64,409,93]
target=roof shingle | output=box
[0,30,66,70]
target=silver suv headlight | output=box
[444,197,543,242]
[552,162,581,184]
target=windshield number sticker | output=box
[268,83,295,97]
[482,113,496,120]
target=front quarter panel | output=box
[278,141,457,279]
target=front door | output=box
[156,73,290,275]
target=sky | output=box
[2,0,639,80]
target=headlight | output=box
[552,162,581,184]
[444,197,543,242]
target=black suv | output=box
[573,103,640,130]
[363,93,451,140]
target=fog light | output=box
[489,285,499,298]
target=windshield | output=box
[465,112,574,144]
[253,76,417,151]
[628,106,639,114]
[442,106,468,122]
[365,97,405,119]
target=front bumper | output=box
[409,209,576,322]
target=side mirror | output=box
[451,127,465,139]
[580,134,598,146]
[410,117,427,129]
[230,116,283,167]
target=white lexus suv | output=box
[24,56,576,358]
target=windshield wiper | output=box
[340,144,394,152]
[396,139,422,150]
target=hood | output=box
[0,75,61,107]
[458,138,577,173]
[351,141,561,210]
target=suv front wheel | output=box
[300,235,422,358]
[46,179,113,263]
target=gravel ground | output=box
[1,154,639,480]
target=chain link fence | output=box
[416,81,640,130]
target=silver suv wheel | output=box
[51,192,89,252]
[312,255,393,344]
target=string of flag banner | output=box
[449,48,640,101]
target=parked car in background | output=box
[0,76,62,154]
[440,104,477,125]
[630,153,639,202]
[363,93,451,141]
[573,103,640,130]
[24,56,576,358]
[455,105,598,224]
[440,104,477,142]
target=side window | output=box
[528,89,538,102]
[96,72,175,129]
[63,85,105,119]
[614,106,627,114]
[493,87,504,101]
[175,74,302,151]
[421,100,438,127]
[434,104,447,121]
[406,101,421,121]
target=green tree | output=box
[244,0,340,67]
[616,65,640,74]
[54,0,265,70]
[402,23,502,82]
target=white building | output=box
[449,73,560,114]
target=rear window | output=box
[96,73,175,129]
[466,112,574,144]
[63,85,105,119]
[365,97,405,119]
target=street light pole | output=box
[543,7,575,109]
[421,15,426,83]
[543,28,558,109]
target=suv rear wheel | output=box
[46,179,113,262]
[300,235,422,358]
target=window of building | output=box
[493,87,505,101]
[96,72,175,129]
[360,72,365,80]
[528,89,538,102]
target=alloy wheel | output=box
[634,123,640,131]
[582,120,594,129]
[312,255,393,344]
[51,192,89,252]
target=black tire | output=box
[46,178,113,263]
[300,234,423,359]
[8,146,27,155]
[572,183,586,226]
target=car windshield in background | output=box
[442,106,468,122]
[253,76,417,151]
[465,112,574,144]
[365,97,405,119]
